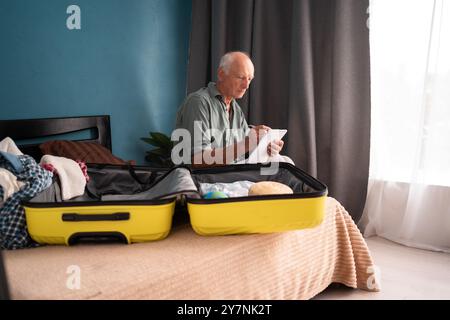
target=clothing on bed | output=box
[40,155,86,201]
[0,154,53,250]
[0,151,24,173]
[0,168,25,203]
[0,137,23,156]
[76,160,89,182]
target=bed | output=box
[0,115,380,300]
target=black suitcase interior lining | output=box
[29,165,201,205]
[29,163,326,206]
[189,163,326,198]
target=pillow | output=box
[39,140,131,165]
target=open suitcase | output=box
[23,164,197,245]
[23,162,327,245]
[186,163,328,235]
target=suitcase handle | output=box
[62,212,130,222]
[68,232,128,245]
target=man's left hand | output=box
[267,139,284,156]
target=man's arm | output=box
[191,125,270,166]
[191,137,249,167]
[174,94,213,159]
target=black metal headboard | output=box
[0,115,111,161]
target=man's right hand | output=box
[247,124,270,152]
[193,124,271,166]
[250,125,270,143]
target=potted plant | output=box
[141,132,174,168]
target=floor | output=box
[314,236,450,300]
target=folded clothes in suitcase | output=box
[23,162,327,245]
[22,164,199,245]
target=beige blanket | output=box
[3,197,380,299]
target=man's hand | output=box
[246,125,270,153]
[249,124,270,144]
[267,139,284,156]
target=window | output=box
[370,0,450,186]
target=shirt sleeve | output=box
[234,104,250,137]
[175,94,212,155]
[241,116,250,136]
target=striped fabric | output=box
[3,197,380,299]
[39,141,127,165]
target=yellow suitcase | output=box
[186,163,328,236]
[23,163,327,244]
[24,201,176,245]
[23,165,196,245]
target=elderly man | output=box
[174,51,286,165]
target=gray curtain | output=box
[187,0,370,223]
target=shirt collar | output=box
[207,82,222,99]
[207,82,235,111]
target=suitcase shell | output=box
[24,200,175,245]
[23,162,328,244]
[186,163,327,236]
[23,164,183,245]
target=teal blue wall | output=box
[0,0,191,164]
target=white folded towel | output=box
[0,168,25,203]
[40,155,86,200]
[0,137,23,156]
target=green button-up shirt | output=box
[175,82,250,158]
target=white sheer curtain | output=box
[360,0,450,252]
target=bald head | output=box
[217,52,254,101]
[219,51,253,75]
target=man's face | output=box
[219,57,254,99]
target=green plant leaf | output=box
[142,131,174,168]
[150,132,173,148]
[140,137,160,146]
[148,148,167,156]
[145,153,164,165]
